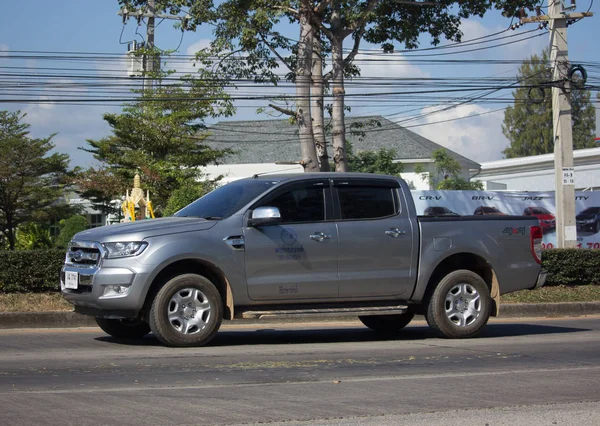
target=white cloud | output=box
[22,102,118,168]
[410,104,509,163]
[158,38,214,76]
[457,18,546,72]
[186,38,212,56]
[354,51,430,80]
[0,44,8,56]
[460,19,504,41]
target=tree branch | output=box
[210,48,245,73]
[268,103,295,117]
[346,0,379,33]
[270,5,299,16]
[302,0,333,40]
[344,23,367,68]
[314,0,334,14]
[258,33,293,72]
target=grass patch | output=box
[1,286,599,313]
[503,285,600,304]
[0,293,72,312]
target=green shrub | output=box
[0,249,65,293]
[541,249,600,286]
[16,223,54,250]
[55,216,88,249]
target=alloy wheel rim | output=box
[167,288,211,335]
[444,283,481,327]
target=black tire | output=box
[426,269,491,339]
[95,317,151,340]
[359,313,415,333]
[149,274,223,347]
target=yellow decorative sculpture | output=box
[121,174,155,222]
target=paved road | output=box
[1,317,599,425]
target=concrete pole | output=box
[145,0,156,90]
[549,0,577,248]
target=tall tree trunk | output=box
[311,29,330,172]
[330,33,348,172]
[5,215,16,250]
[297,8,319,172]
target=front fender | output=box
[137,231,246,303]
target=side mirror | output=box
[248,206,281,227]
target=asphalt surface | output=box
[2,301,600,329]
[1,316,600,425]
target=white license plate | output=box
[65,271,78,290]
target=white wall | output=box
[473,148,600,191]
[203,163,304,184]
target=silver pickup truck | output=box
[61,173,546,347]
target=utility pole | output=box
[519,1,593,248]
[146,0,156,90]
[118,2,189,91]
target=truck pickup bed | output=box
[62,173,546,347]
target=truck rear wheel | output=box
[359,313,415,333]
[426,270,491,339]
[95,318,150,340]
[149,274,223,347]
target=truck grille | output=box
[65,241,103,268]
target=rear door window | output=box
[336,184,398,220]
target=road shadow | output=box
[94,321,590,347]
[479,322,590,338]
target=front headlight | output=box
[102,241,148,258]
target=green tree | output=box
[418,149,483,190]
[122,1,539,172]
[346,141,403,175]
[55,216,88,249]
[502,48,596,158]
[0,111,73,250]
[80,75,234,215]
[163,181,218,217]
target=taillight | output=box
[530,226,543,264]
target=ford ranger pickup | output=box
[61,173,546,347]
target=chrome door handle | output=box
[310,232,332,242]
[385,228,406,238]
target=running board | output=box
[240,305,409,319]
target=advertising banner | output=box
[411,190,600,249]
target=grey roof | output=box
[204,115,480,171]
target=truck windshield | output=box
[173,179,279,219]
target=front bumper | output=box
[60,261,153,317]
[532,270,547,289]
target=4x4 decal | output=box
[502,227,526,236]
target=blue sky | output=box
[0,0,598,169]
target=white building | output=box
[473,147,600,191]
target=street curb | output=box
[499,302,600,318]
[1,302,600,329]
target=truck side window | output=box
[265,187,325,223]
[338,186,396,220]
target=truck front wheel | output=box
[426,270,491,339]
[95,318,150,340]
[149,274,223,347]
[359,313,415,333]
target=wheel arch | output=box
[421,253,500,317]
[142,259,234,321]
